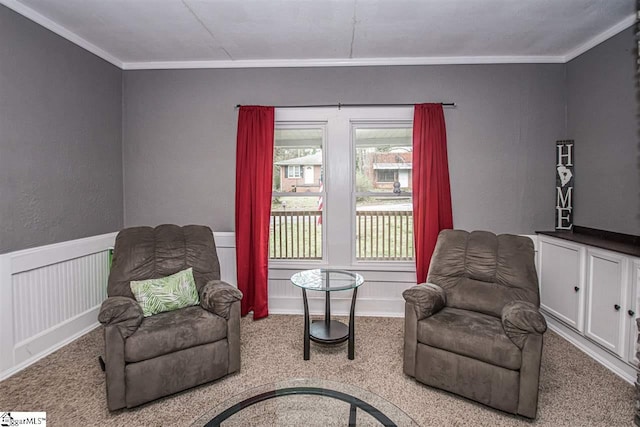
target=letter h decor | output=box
[555,140,574,230]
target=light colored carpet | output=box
[0,315,634,426]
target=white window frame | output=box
[272,107,414,272]
[286,165,302,178]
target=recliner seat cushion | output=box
[417,307,521,370]
[124,306,227,363]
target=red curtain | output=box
[412,103,453,284]
[235,106,274,319]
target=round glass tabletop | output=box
[290,269,364,292]
[191,378,419,427]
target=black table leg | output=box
[349,402,357,426]
[348,287,358,360]
[303,288,310,360]
[325,290,331,326]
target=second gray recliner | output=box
[403,230,546,418]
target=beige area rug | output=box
[0,315,634,426]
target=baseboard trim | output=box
[545,316,636,385]
[1,318,101,381]
[13,306,101,365]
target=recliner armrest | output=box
[402,283,446,320]
[98,296,143,339]
[501,300,547,348]
[200,280,243,319]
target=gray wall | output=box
[567,26,639,235]
[0,6,124,253]
[123,64,566,234]
[5,4,635,248]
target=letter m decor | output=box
[555,140,574,230]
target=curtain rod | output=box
[235,102,456,109]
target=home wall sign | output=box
[555,140,574,230]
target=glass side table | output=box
[190,378,419,426]
[290,269,364,360]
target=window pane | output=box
[274,128,323,193]
[354,125,413,262]
[355,196,413,261]
[270,196,323,260]
[271,126,324,261]
[354,127,412,194]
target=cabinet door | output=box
[539,238,584,331]
[585,248,628,357]
[628,260,640,365]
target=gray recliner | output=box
[403,230,546,418]
[98,224,242,410]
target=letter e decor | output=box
[555,140,574,230]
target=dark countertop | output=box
[536,226,640,258]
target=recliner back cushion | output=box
[108,224,220,298]
[427,230,539,317]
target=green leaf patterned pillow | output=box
[130,268,200,317]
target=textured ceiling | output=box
[1,0,636,69]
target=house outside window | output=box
[278,154,322,191]
[373,154,411,188]
[270,108,414,265]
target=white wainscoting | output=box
[0,233,117,381]
[214,232,238,287]
[0,231,238,381]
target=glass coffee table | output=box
[290,269,364,360]
[191,378,419,426]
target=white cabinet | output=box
[538,237,585,331]
[584,248,628,356]
[537,234,639,382]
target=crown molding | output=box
[122,55,565,70]
[1,0,636,70]
[563,13,637,62]
[0,0,123,68]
